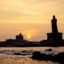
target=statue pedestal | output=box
[47,32,62,41]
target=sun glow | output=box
[27,34,31,39]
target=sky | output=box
[0,0,64,41]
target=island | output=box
[0,15,64,47]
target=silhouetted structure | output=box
[0,15,64,47]
[47,16,62,44]
[16,33,23,41]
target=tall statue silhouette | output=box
[52,15,58,33]
[47,15,62,43]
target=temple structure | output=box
[47,16,62,43]
[16,33,23,41]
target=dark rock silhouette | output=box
[52,52,64,63]
[45,49,52,51]
[32,51,42,60]
[13,53,22,55]
[32,51,64,64]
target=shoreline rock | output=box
[31,50,64,63]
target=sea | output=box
[0,47,64,64]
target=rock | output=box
[32,51,64,63]
[13,53,22,55]
[32,51,42,60]
[52,52,64,63]
[45,49,52,51]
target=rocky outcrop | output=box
[32,51,64,63]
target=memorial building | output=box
[47,16,62,43]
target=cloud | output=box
[0,0,64,23]
[0,0,64,19]
[0,10,35,18]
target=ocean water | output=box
[0,47,64,64]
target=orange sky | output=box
[0,0,64,41]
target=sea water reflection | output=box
[0,47,64,64]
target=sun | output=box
[27,34,31,39]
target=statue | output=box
[47,15,62,44]
[52,15,58,33]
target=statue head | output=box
[52,15,57,21]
